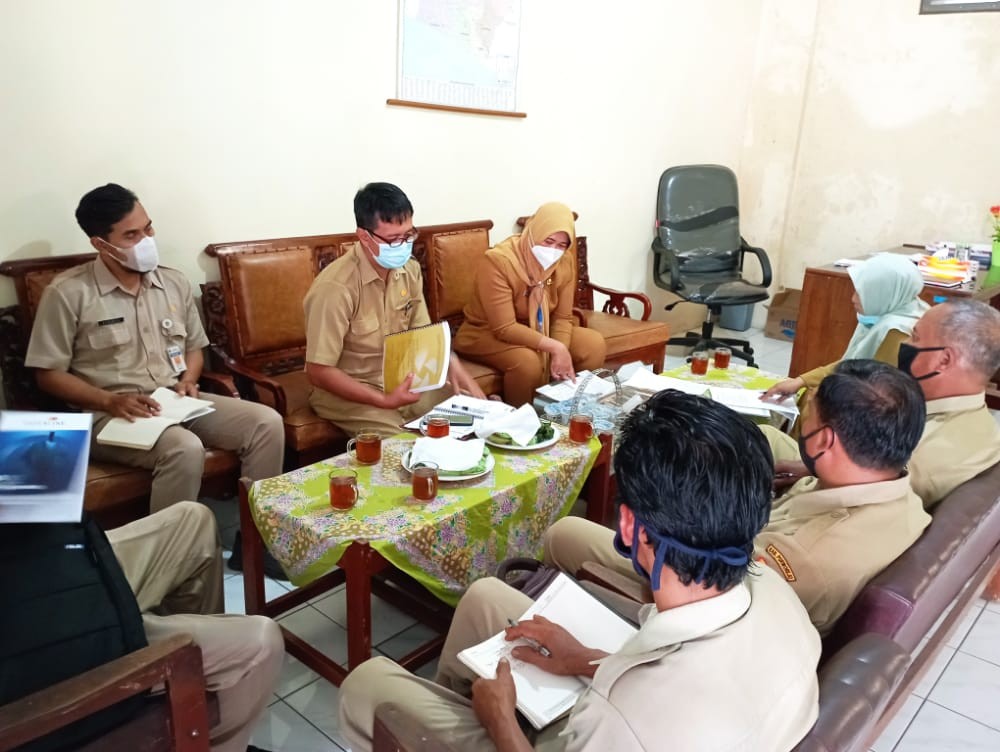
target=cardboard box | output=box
[764,289,801,342]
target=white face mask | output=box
[531,244,564,271]
[107,235,159,273]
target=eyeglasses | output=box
[366,227,419,248]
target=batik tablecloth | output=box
[249,433,600,605]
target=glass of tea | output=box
[568,413,594,444]
[425,416,450,438]
[347,430,382,465]
[329,468,358,511]
[713,347,732,370]
[411,462,439,502]
[690,350,709,376]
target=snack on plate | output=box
[490,420,554,447]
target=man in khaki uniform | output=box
[338,391,820,752]
[25,184,284,513]
[546,360,930,636]
[304,182,484,437]
[762,300,1000,509]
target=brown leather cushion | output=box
[222,247,313,358]
[825,462,1000,656]
[427,229,490,322]
[581,311,671,355]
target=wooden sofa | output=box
[0,254,242,527]
[201,220,670,469]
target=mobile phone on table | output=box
[427,413,475,427]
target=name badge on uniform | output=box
[166,345,186,373]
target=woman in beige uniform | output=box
[453,203,606,406]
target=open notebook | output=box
[457,573,637,730]
[0,411,92,523]
[96,387,215,450]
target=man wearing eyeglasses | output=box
[304,182,485,437]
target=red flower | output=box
[992,205,1000,216]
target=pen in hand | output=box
[507,618,552,657]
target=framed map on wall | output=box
[390,0,525,118]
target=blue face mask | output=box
[856,313,880,327]
[374,241,413,270]
[613,514,749,590]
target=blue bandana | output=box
[613,515,750,590]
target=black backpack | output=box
[0,517,148,751]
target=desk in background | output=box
[790,246,1000,403]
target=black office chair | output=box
[651,164,771,367]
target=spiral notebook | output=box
[383,321,451,393]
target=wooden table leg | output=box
[583,434,615,526]
[341,543,377,670]
[238,477,267,615]
[984,564,1000,602]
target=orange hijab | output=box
[491,202,576,338]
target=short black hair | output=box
[613,390,773,591]
[814,359,925,471]
[353,182,413,229]
[75,183,138,238]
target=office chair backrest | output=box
[655,164,742,276]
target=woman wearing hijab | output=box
[762,252,927,424]
[453,202,606,406]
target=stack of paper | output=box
[537,370,617,402]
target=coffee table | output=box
[237,432,604,685]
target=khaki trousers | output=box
[90,393,285,513]
[759,424,802,463]
[339,578,578,752]
[107,502,283,752]
[309,384,456,438]
[457,326,606,407]
[542,516,636,582]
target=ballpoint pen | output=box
[450,403,488,417]
[507,618,552,657]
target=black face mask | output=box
[797,425,830,478]
[897,343,946,381]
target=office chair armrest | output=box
[651,238,682,293]
[584,283,654,321]
[740,238,772,288]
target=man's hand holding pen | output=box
[503,615,608,679]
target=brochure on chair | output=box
[457,573,637,730]
[0,411,92,523]
[96,387,215,451]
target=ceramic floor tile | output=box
[956,607,1000,667]
[870,693,923,752]
[983,596,1000,616]
[223,571,296,615]
[312,589,418,646]
[895,700,1000,751]
[278,606,350,666]
[284,677,352,751]
[755,350,792,378]
[274,651,321,699]
[945,601,985,650]
[912,644,956,699]
[250,699,346,752]
[376,622,442,663]
[414,655,441,680]
[927,651,1000,731]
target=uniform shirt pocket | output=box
[85,323,131,351]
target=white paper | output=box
[148,387,216,421]
[0,411,92,523]
[97,388,216,450]
[457,573,637,729]
[409,436,487,472]
[537,371,616,402]
[622,370,708,396]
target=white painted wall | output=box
[0,0,762,313]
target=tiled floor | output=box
[210,327,1000,751]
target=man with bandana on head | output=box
[25,183,285,514]
[337,391,820,752]
[303,182,484,437]
[545,360,931,636]
[763,300,1000,510]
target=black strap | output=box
[659,205,738,232]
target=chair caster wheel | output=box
[745,347,755,355]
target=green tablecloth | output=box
[249,433,600,606]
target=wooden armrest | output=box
[577,562,652,605]
[582,282,654,321]
[198,371,240,399]
[373,702,460,752]
[0,633,210,751]
[571,307,586,327]
[216,355,291,416]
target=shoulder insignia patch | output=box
[766,544,796,582]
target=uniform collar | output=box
[619,581,751,656]
[780,474,911,511]
[925,392,987,417]
[94,255,164,294]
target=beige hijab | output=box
[491,202,576,338]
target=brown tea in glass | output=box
[568,413,594,443]
[347,430,382,465]
[425,416,450,438]
[690,351,709,375]
[713,347,732,370]
[411,463,439,501]
[329,469,358,511]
